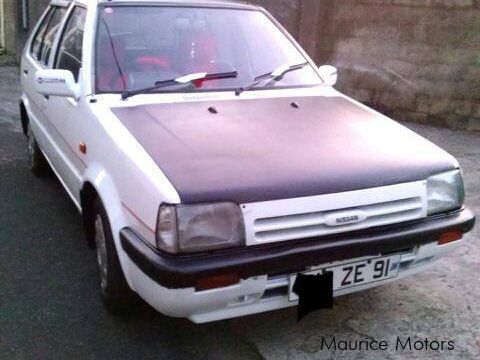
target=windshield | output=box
[95,6,322,94]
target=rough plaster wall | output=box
[320,0,480,131]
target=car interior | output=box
[96,14,237,92]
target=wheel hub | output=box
[95,215,108,292]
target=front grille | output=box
[242,181,427,246]
[254,197,423,243]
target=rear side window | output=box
[31,6,68,66]
[56,7,87,82]
[31,8,55,58]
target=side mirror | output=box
[318,65,338,86]
[35,69,79,99]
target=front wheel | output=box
[93,199,138,315]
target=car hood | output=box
[112,95,457,204]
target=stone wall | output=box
[314,0,480,131]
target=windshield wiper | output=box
[121,71,238,100]
[235,62,309,96]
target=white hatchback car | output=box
[20,0,475,323]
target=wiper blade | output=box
[235,62,309,96]
[121,71,238,100]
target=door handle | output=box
[23,68,29,75]
[43,95,49,100]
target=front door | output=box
[43,5,88,203]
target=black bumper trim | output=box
[121,209,475,289]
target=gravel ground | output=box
[0,64,479,359]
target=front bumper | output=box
[120,208,475,322]
[121,208,475,289]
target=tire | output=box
[93,198,138,315]
[27,123,48,176]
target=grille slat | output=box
[254,212,325,232]
[256,207,423,242]
[254,197,423,234]
[363,197,423,217]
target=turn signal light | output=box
[438,230,463,245]
[79,142,87,154]
[195,274,240,291]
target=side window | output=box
[56,7,87,82]
[31,8,55,59]
[37,6,68,66]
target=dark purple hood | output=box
[113,96,456,204]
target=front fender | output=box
[82,163,127,236]
[81,163,136,286]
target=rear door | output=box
[21,6,55,135]
[21,2,70,167]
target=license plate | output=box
[289,254,401,302]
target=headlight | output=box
[156,202,245,253]
[427,170,465,215]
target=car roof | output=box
[71,0,260,11]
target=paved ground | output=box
[0,63,479,360]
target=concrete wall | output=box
[2,0,19,55]
[2,0,479,130]
[317,0,480,131]
[255,0,480,131]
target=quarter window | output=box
[56,7,87,82]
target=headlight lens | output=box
[427,170,465,215]
[156,202,245,253]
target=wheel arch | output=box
[80,165,137,297]
[80,164,128,250]
[19,100,29,137]
[80,181,98,248]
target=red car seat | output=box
[135,55,171,72]
[178,26,218,88]
[97,36,128,91]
